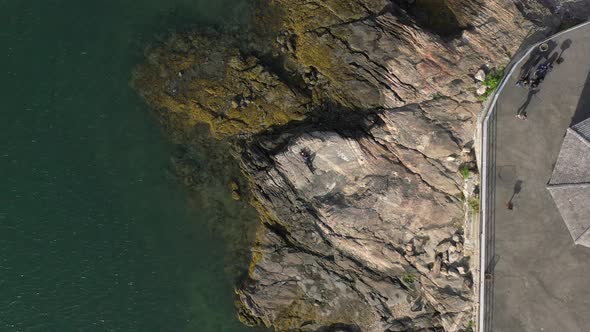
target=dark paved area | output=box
[490,24,590,331]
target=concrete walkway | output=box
[482,23,590,331]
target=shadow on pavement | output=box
[544,52,558,67]
[516,39,575,117]
[571,70,590,125]
[486,255,500,275]
[519,39,572,80]
[506,180,523,210]
[517,89,540,116]
[518,40,558,78]
[556,39,572,64]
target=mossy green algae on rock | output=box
[132,31,310,138]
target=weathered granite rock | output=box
[269,0,531,109]
[474,69,486,82]
[237,120,473,330]
[131,0,589,331]
[476,85,487,96]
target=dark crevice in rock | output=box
[244,102,384,153]
[315,323,362,332]
[314,26,416,100]
[306,15,376,33]
[389,0,474,40]
[246,50,314,99]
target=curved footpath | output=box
[478,21,590,332]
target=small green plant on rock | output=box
[402,273,415,284]
[459,165,471,179]
[478,67,505,100]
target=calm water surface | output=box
[0,1,261,331]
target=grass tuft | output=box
[459,166,471,179]
[402,273,415,284]
[478,67,505,100]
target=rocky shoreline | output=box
[132,1,588,331]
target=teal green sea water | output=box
[1,1,262,331]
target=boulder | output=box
[476,85,488,96]
[475,69,486,82]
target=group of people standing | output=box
[515,62,553,90]
[514,41,561,120]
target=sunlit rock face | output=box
[237,107,472,331]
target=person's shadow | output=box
[519,40,558,78]
[544,52,559,67]
[513,180,522,196]
[556,39,572,64]
[506,180,523,210]
[517,89,540,116]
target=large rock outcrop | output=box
[132,0,589,331]
[237,110,473,331]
